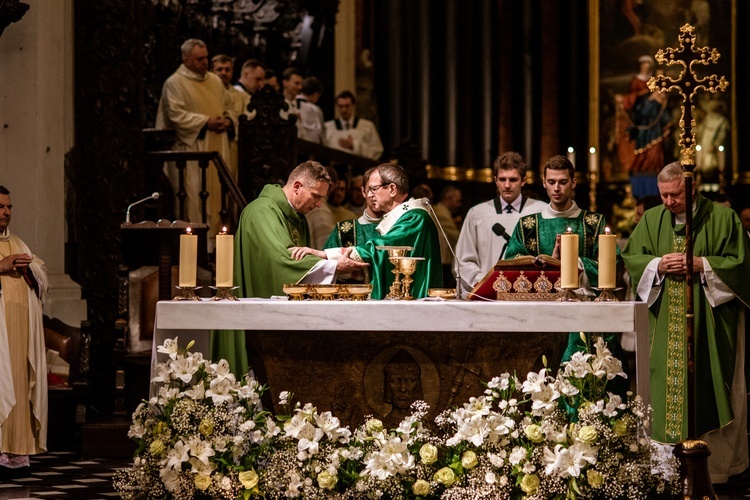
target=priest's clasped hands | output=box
[658,252,704,276]
[288,246,369,275]
[206,116,232,132]
[0,253,31,273]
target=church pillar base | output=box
[674,440,718,500]
[43,273,87,328]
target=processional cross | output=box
[647,23,728,499]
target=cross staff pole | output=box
[648,24,728,440]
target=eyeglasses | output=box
[366,183,391,194]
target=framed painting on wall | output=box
[590,0,735,188]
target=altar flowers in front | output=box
[114,337,679,499]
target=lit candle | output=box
[598,227,617,289]
[179,227,197,287]
[560,228,579,289]
[567,147,575,169]
[695,144,702,167]
[588,147,597,173]
[718,145,726,172]
[215,227,234,287]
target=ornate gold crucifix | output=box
[647,23,729,442]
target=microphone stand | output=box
[125,192,160,224]
[423,199,462,300]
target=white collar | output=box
[674,200,699,225]
[176,64,209,82]
[503,196,522,212]
[542,200,581,219]
[376,198,429,235]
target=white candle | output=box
[718,145,726,172]
[695,144,702,167]
[179,228,197,287]
[598,227,617,289]
[560,228,579,289]
[215,227,234,287]
[567,147,575,169]
[588,147,597,173]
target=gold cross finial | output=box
[647,24,729,166]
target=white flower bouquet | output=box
[115,336,680,499]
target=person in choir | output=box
[433,185,463,288]
[455,152,546,297]
[323,166,386,283]
[411,184,434,203]
[739,206,750,237]
[211,162,368,374]
[295,76,326,144]
[304,166,338,250]
[233,59,266,96]
[622,162,750,483]
[324,90,384,161]
[210,54,249,178]
[504,155,629,396]
[0,186,48,469]
[311,163,442,299]
[345,174,367,216]
[327,177,357,224]
[156,39,236,244]
[263,69,280,92]
[281,67,303,118]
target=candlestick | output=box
[215,227,233,287]
[717,145,726,172]
[588,147,598,173]
[560,228,579,289]
[567,147,575,169]
[179,228,197,287]
[598,227,617,289]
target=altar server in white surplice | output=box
[156,39,236,244]
[455,152,545,297]
[324,90,383,161]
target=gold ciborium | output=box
[348,283,372,301]
[393,256,424,300]
[376,245,413,299]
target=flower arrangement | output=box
[115,336,679,499]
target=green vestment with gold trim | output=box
[623,196,750,443]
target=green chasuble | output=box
[622,196,750,443]
[211,184,323,374]
[505,208,630,401]
[323,217,380,284]
[351,202,443,300]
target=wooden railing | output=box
[144,150,247,229]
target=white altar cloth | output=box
[152,298,650,406]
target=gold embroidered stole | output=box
[665,233,687,441]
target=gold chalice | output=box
[393,256,424,300]
[376,246,413,299]
[348,283,372,301]
[283,283,308,301]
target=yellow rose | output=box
[578,425,598,444]
[520,473,540,495]
[317,470,337,490]
[434,467,456,487]
[612,419,629,437]
[154,421,168,435]
[587,469,604,488]
[412,479,431,496]
[199,418,214,437]
[195,473,212,491]
[149,439,165,456]
[461,450,478,469]
[419,444,439,465]
[524,424,544,443]
[239,470,259,489]
[366,418,383,434]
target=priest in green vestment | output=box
[504,155,629,399]
[622,162,750,482]
[211,161,368,374]
[320,164,443,299]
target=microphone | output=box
[125,192,160,223]
[493,222,512,260]
[422,198,462,300]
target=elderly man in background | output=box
[623,162,750,483]
[0,186,48,470]
[156,39,236,244]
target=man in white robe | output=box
[324,90,384,161]
[211,54,250,180]
[156,39,236,244]
[0,186,48,469]
[455,152,546,297]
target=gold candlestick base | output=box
[174,286,202,301]
[593,287,620,302]
[556,288,580,302]
[210,285,240,301]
